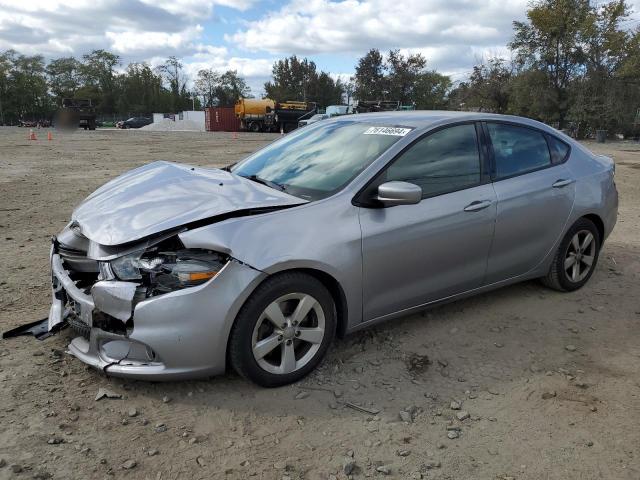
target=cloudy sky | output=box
[1,0,639,95]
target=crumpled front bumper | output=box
[50,248,265,380]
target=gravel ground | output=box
[0,127,638,480]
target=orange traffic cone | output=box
[47,131,53,141]
[29,129,37,141]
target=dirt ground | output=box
[0,127,638,480]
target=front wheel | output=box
[541,218,601,291]
[229,272,336,387]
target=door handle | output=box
[464,200,492,212]
[552,178,575,188]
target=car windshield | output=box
[232,121,408,201]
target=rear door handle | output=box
[464,200,493,212]
[552,178,575,188]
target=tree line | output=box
[0,50,254,124]
[449,0,640,135]
[0,0,638,135]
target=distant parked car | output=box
[325,105,352,117]
[117,117,152,129]
[298,113,328,128]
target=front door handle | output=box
[464,200,492,212]
[552,178,575,188]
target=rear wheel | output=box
[229,272,335,387]
[541,218,600,291]
[248,121,261,133]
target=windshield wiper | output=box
[221,162,236,172]
[242,174,286,192]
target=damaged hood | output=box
[72,161,305,246]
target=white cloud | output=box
[228,0,530,56]
[0,0,255,58]
[181,47,273,94]
[105,26,204,55]
[0,0,268,93]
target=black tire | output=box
[541,218,601,292]
[229,272,336,387]
[248,121,261,133]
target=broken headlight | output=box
[109,243,228,295]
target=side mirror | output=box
[376,181,422,206]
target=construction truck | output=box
[56,98,97,130]
[235,98,317,133]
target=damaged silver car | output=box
[47,112,618,386]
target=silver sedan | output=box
[48,112,618,386]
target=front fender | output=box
[178,198,364,330]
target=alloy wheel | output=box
[564,229,596,283]
[251,293,325,374]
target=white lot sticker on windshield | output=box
[363,126,412,136]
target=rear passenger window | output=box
[487,123,551,179]
[385,124,481,198]
[547,135,570,164]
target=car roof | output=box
[332,110,556,133]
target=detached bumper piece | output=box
[2,317,62,341]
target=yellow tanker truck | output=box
[235,98,316,132]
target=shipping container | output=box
[205,107,241,132]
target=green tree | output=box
[569,1,633,132]
[117,62,168,115]
[386,49,427,105]
[264,56,343,107]
[195,69,250,107]
[217,70,250,106]
[413,71,451,110]
[0,50,12,124]
[354,48,386,101]
[46,57,82,104]
[195,69,219,107]
[510,0,591,126]
[455,58,513,113]
[7,52,50,121]
[80,49,120,113]
[354,49,451,108]
[157,56,194,111]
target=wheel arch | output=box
[293,267,349,339]
[230,266,350,343]
[581,213,605,244]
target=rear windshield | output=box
[232,121,409,201]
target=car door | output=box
[358,123,497,321]
[483,122,576,284]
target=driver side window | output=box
[385,124,481,198]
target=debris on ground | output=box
[345,402,380,415]
[94,388,122,401]
[121,460,136,470]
